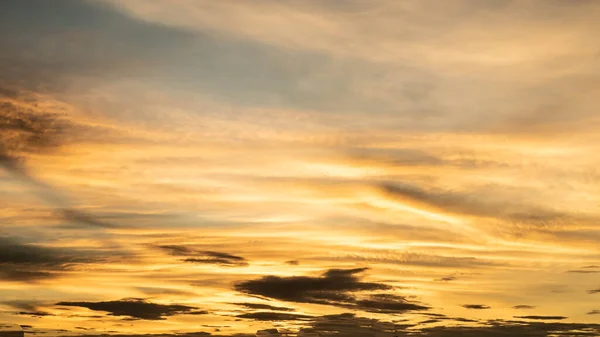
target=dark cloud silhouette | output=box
[236,312,312,321]
[13,315,600,337]
[0,236,108,282]
[235,268,388,303]
[513,305,537,309]
[157,245,196,256]
[417,320,600,337]
[55,298,205,320]
[17,312,53,318]
[233,303,295,312]
[235,268,427,313]
[588,288,600,294]
[436,276,456,282]
[157,245,248,266]
[514,316,567,320]
[285,260,299,265]
[588,310,600,315]
[300,313,414,337]
[462,304,491,310]
[355,294,429,313]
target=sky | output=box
[1,0,599,336]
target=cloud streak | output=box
[55,299,206,320]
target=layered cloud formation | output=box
[1,0,600,336]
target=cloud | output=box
[55,298,205,320]
[378,182,566,224]
[285,260,299,265]
[461,304,491,310]
[2,300,41,312]
[0,236,107,282]
[514,316,568,320]
[0,93,122,229]
[355,294,429,313]
[0,100,67,161]
[17,312,53,318]
[588,289,600,294]
[512,305,536,309]
[135,287,196,297]
[1,300,53,318]
[567,269,600,274]
[236,312,312,321]
[233,302,295,312]
[300,313,414,337]
[235,268,427,313]
[235,267,388,303]
[12,314,600,337]
[417,320,600,337]
[157,245,248,266]
[566,265,600,274]
[588,310,600,315]
[0,0,195,95]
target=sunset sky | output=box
[1,1,599,336]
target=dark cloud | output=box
[299,313,413,337]
[2,300,53,318]
[55,298,204,320]
[236,312,312,321]
[235,267,387,304]
[234,268,427,313]
[183,255,247,267]
[233,302,295,312]
[0,101,67,160]
[514,316,568,320]
[436,276,456,282]
[513,305,537,309]
[355,294,429,313]
[0,236,108,282]
[588,310,600,315]
[285,260,299,265]
[157,245,248,266]
[17,312,53,318]
[11,315,600,337]
[462,304,491,310]
[588,288,600,294]
[157,245,196,256]
[417,320,600,337]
